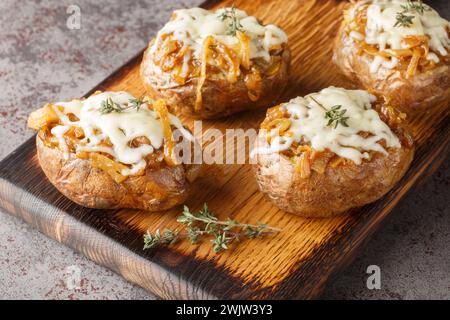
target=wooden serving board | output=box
[0,0,449,299]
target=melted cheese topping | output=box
[349,0,450,72]
[151,7,288,62]
[253,87,401,165]
[50,91,193,175]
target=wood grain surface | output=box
[0,0,449,299]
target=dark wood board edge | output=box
[0,176,214,299]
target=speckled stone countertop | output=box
[0,0,448,300]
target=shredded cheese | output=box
[144,7,288,110]
[252,87,401,165]
[347,0,450,73]
[151,7,287,63]
[48,92,193,175]
[195,35,214,111]
[153,99,177,166]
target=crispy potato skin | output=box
[36,136,201,211]
[254,134,414,218]
[140,42,291,119]
[333,23,450,114]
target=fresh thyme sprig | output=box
[143,204,281,253]
[129,97,144,111]
[218,5,244,36]
[309,96,350,129]
[143,229,180,249]
[394,0,430,28]
[325,105,350,129]
[394,12,415,28]
[100,97,125,114]
[401,0,430,15]
[99,97,145,114]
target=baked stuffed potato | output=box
[333,0,450,113]
[28,91,201,211]
[252,87,414,218]
[140,7,291,119]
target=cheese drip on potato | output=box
[47,92,192,175]
[347,0,450,73]
[253,87,401,165]
[151,7,288,63]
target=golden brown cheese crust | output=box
[140,42,291,119]
[333,23,450,114]
[36,136,201,211]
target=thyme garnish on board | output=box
[143,204,281,253]
[218,5,244,36]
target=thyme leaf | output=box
[129,98,144,111]
[325,105,350,129]
[143,204,281,253]
[395,0,430,28]
[143,229,180,249]
[394,12,415,28]
[100,97,146,114]
[218,5,244,36]
[100,97,124,114]
[401,0,430,15]
[309,96,350,129]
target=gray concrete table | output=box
[0,0,448,300]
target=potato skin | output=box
[36,136,201,211]
[140,42,291,119]
[333,23,450,114]
[254,135,414,218]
